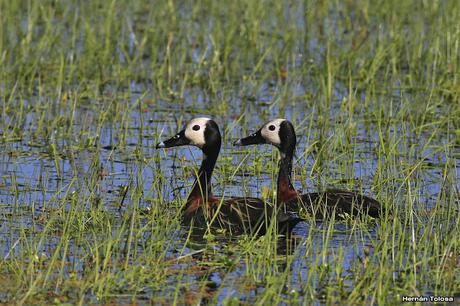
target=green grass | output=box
[0,0,459,304]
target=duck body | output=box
[234,119,383,220]
[183,195,300,235]
[283,189,381,219]
[156,118,300,235]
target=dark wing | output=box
[292,189,381,219]
[210,197,301,235]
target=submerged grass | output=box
[0,0,459,304]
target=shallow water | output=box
[1,0,460,300]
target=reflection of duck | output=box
[156,118,300,235]
[234,119,382,219]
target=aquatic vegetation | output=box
[0,0,459,304]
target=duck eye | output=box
[268,125,276,131]
[192,125,200,131]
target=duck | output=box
[156,117,301,235]
[233,119,382,219]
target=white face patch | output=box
[184,117,210,148]
[260,118,286,146]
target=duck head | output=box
[156,117,221,155]
[234,118,296,155]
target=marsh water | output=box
[1,0,460,303]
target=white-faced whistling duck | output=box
[234,119,382,219]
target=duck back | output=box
[285,189,381,219]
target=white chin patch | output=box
[261,118,285,146]
[184,117,210,148]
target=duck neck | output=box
[186,143,220,209]
[277,150,298,203]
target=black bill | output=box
[156,129,189,149]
